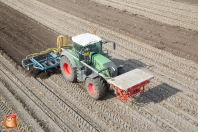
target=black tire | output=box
[60,56,77,82]
[118,67,126,75]
[85,77,107,100]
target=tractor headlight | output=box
[84,52,89,57]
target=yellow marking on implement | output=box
[25,35,72,58]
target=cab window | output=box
[73,42,83,54]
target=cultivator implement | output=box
[22,52,60,70]
[22,35,69,71]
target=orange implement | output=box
[107,69,154,102]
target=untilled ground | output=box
[0,0,198,131]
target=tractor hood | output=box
[91,53,117,77]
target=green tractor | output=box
[59,33,153,101]
[60,33,124,99]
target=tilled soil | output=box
[0,0,198,132]
[0,3,58,64]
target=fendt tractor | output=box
[22,33,153,102]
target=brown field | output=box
[0,0,198,131]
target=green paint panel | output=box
[91,54,111,76]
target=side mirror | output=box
[113,42,116,50]
[79,54,84,61]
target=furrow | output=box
[144,83,198,120]
[0,87,35,132]
[0,56,101,132]
[0,53,71,132]
[41,79,104,131]
[92,0,198,31]
[107,0,198,22]
[143,0,198,11]
[35,78,101,132]
[143,89,198,131]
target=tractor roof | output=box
[72,33,102,46]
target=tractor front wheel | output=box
[85,77,107,100]
[60,56,77,82]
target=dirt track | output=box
[0,0,198,131]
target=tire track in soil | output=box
[38,78,124,132]
[44,76,150,132]
[29,78,102,132]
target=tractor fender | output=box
[61,51,77,67]
[87,72,99,79]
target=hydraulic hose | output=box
[25,35,68,58]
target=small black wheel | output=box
[118,67,126,75]
[85,77,107,100]
[60,56,77,82]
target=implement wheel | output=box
[85,77,107,100]
[60,56,77,82]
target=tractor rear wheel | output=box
[60,56,77,82]
[85,77,107,100]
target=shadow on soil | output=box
[128,83,180,107]
[110,58,149,71]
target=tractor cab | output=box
[72,33,102,57]
[71,33,115,61]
